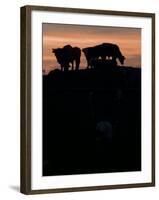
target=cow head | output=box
[82,48,88,55]
[52,48,63,64]
[119,55,125,65]
[52,48,57,54]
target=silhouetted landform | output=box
[43,64,141,176]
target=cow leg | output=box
[90,59,94,68]
[86,57,90,69]
[75,59,80,70]
[64,65,67,71]
[87,62,89,69]
[101,55,105,61]
[101,56,105,61]
[71,61,74,70]
[87,59,91,69]
[61,62,65,71]
[112,57,117,66]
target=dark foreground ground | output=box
[43,64,141,176]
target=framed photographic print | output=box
[20,5,155,194]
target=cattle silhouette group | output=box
[52,43,125,71]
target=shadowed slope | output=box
[43,64,141,176]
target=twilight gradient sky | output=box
[42,23,141,74]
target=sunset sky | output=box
[42,23,141,74]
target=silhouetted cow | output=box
[52,45,81,71]
[82,47,100,69]
[97,43,125,64]
[82,43,125,68]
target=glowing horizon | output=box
[42,23,141,74]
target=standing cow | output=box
[82,47,100,69]
[52,45,81,71]
[82,43,125,68]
